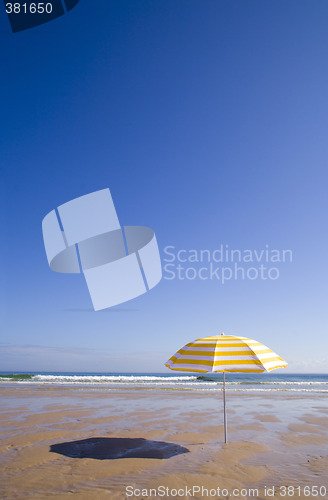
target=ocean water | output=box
[0,372,327,393]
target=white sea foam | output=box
[30,375,328,386]
[33,374,198,383]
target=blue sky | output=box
[1,0,327,373]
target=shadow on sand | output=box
[50,437,189,460]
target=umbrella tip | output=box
[221,332,225,335]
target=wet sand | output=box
[0,385,327,499]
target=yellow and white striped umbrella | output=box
[165,333,287,373]
[165,333,287,443]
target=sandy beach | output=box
[0,385,327,500]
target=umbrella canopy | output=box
[165,333,287,443]
[165,333,287,373]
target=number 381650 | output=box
[5,3,53,14]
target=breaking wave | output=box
[1,372,327,393]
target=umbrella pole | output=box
[223,372,227,443]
